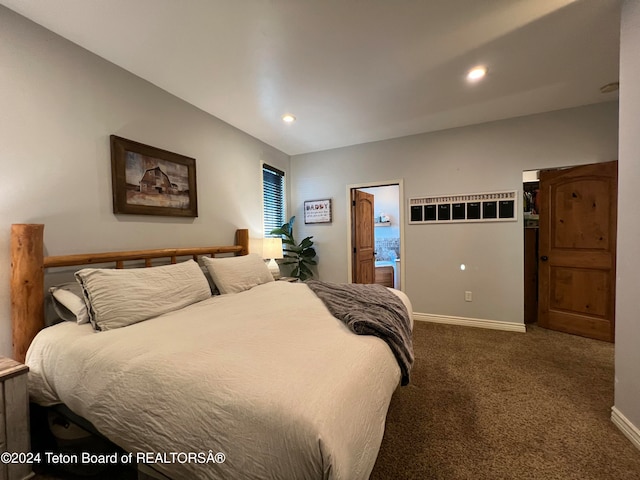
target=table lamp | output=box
[262,237,283,279]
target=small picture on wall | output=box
[425,205,437,221]
[438,204,451,221]
[467,202,481,219]
[452,203,466,220]
[410,205,423,222]
[483,201,497,219]
[499,200,515,218]
[110,135,198,217]
[304,199,332,224]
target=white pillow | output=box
[75,259,211,331]
[202,253,274,294]
[49,282,90,324]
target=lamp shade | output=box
[262,237,283,259]
[263,237,283,280]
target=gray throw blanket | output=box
[306,280,414,386]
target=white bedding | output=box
[27,281,413,480]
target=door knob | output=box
[540,256,549,261]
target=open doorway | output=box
[523,169,540,325]
[347,180,404,291]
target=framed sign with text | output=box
[304,199,332,224]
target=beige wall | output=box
[615,0,640,436]
[0,7,289,357]
[291,101,618,325]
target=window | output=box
[262,163,285,236]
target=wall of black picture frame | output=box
[409,190,518,224]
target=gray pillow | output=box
[202,253,274,294]
[75,260,211,331]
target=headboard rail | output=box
[44,245,245,269]
[10,224,250,362]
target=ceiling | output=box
[0,0,621,156]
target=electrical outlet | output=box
[465,291,472,302]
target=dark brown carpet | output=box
[370,321,640,480]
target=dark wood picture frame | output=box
[110,135,198,217]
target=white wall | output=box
[291,102,618,325]
[614,0,640,435]
[0,7,289,358]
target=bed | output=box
[10,224,413,480]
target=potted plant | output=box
[270,216,317,281]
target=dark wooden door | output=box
[538,161,617,342]
[352,189,375,284]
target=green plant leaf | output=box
[299,237,314,248]
[300,248,316,258]
[299,262,313,274]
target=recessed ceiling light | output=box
[467,66,487,82]
[282,114,296,123]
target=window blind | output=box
[263,163,285,236]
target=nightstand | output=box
[277,277,299,282]
[0,357,32,480]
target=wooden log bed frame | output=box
[10,224,250,363]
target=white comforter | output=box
[27,281,413,480]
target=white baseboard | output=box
[413,312,526,333]
[611,406,640,451]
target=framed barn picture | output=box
[110,135,198,217]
